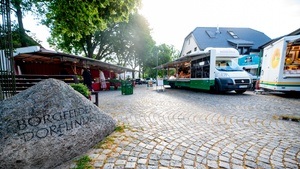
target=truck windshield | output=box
[215,60,243,71]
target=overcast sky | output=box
[139,0,300,51]
[24,0,300,51]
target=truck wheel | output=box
[169,83,175,88]
[235,90,246,94]
[214,83,221,94]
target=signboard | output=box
[238,54,260,68]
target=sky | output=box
[24,0,300,51]
[138,0,300,51]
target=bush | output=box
[70,83,90,98]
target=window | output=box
[191,57,210,78]
[228,31,238,39]
[243,47,250,55]
[194,47,197,52]
[238,48,242,54]
[186,35,192,45]
[238,47,250,55]
[284,45,300,75]
[206,30,216,38]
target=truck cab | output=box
[214,59,252,93]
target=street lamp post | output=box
[156,51,158,86]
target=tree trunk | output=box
[15,1,27,47]
[85,35,94,58]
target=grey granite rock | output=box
[0,78,116,169]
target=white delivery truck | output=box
[159,48,252,94]
[259,35,300,93]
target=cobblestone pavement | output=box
[60,85,300,169]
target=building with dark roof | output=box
[180,27,271,57]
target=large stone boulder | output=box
[0,78,116,169]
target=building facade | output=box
[179,27,271,74]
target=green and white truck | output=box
[157,48,252,94]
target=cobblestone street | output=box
[60,85,300,169]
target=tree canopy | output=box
[143,44,179,78]
[48,11,156,78]
[43,0,141,42]
[2,0,180,78]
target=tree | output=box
[48,12,154,79]
[0,22,40,49]
[44,0,141,58]
[143,44,179,78]
[109,13,155,78]
[10,0,34,47]
[49,22,118,59]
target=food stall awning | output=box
[154,51,209,69]
[13,46,134,73]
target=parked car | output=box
[145,77,154,84]
[152,78,156,84]
[135,78,143,85]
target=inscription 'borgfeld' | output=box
[6,107,92,142]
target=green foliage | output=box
[43,0,141,49]
[74,155,92,169]
[0,24,40,49]
[47,11,154,79]
[143,44,179,78]
[70,83,90,98]
[118,13,155,72]
[5,0,40,48]
[11,29,40,48]
[7,0,176,80]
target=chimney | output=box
[216,26,220,34]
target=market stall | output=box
[13,46,133,91]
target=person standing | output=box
[82,67,93,91]
[99,70,107,90]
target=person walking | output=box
[82,67,93,91]
[99,70,107,90]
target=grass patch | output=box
[93,123,135,149]
[93,136,115,149]
[114,124,126,132]
[74,155,92,169]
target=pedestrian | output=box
[99,70,107,90]
[82,67,93,91]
